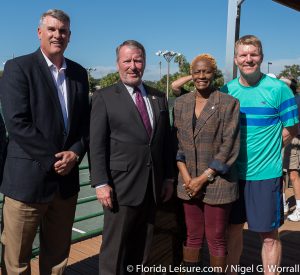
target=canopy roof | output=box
[273,0,300,12]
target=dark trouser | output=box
[99,186,156,275]
[183,200,231,257]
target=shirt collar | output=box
[124,83,146,97]
[40,49,67,71]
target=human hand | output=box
[184,177,205,198]
[161,179,174,202]
[54,151,78,176]
[96,185,113,209]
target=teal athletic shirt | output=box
[221,74,299,180]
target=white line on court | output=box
[72,227,86,234]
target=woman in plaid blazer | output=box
[173,54,240,274]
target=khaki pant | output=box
[283,136,300,170]
[1,193,78,275]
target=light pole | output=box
[159,61,162,79]
[267,62,272,74]
[86,67,96,75]
[156,50,181,100]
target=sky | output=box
[0,0,299,81]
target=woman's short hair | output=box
[190,54,217,72]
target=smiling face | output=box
[191,59,215,92]
[234,44,263,77]
[117,45,145,87]
[38,15,70,61]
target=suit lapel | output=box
[116,82,149,138]
[36,49,65,130]
[145,86,159,141]
[193,90,219,138]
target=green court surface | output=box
[0,155,103,258]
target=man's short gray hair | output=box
[39,9,70,27]
[116,40,146,62]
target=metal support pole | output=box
[267,62,272,73]
[166,61,170,101]
[224,0,245,83]
[159,61,162,79]
[156,50,181,100]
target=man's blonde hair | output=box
[234,35,263,56]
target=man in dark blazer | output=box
[0,113,7,182]
[90,40,173,275]
[0,9,89,274]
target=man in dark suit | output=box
[90,40,173,275]
[0,113,7,181]
[0,9,89,274]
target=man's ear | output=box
[234,57,238,66]
[37,27,42,40]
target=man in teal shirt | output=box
[222,35,298,275]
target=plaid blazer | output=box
[173,90,240,204]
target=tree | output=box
[172,55,193,96]
[143,80,158,90]
[278,64,300,84]
[154,72,187,97]
[99,72,120,89]
[213,69,224,89]
[174,55,190,75]
[88,75,99,93]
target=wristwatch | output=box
[204,169,215,182]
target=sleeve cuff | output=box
[176,152,186,163]
[91,178,109,188]
[95,183,108,189]
[209,159,230,175]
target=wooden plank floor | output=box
[29,187,299,274]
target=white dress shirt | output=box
[41,50,69,129]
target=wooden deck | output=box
[29,187,299,274]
